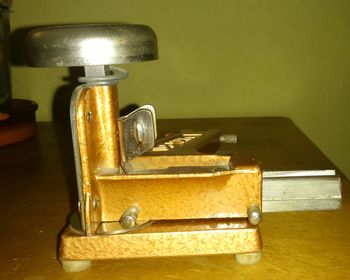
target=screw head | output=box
[120,205,140,229]
[92,196,100,209]
[120,215,136,228]
[248,205,262,225]
[134,121,146,143]
[87,111,92,122]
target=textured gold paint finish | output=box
[84,85,121,171]
[74,84,262,225]
[74,85,121,230]
[70,83,263,261]
[96,167,261,221]
[59,219,262,260]
[128,154,232,170]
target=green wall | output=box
[10,0,350,178]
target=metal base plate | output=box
[59,218,262,260]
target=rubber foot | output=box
[60,260,92,272]
[235,252,262,265]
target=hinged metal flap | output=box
[117,105,157,163]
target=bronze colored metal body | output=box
[26,24,263,271]
[59,82,262,263]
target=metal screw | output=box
[247,205,262,225]
[134,121,145,143]
[92,196,100,209]
[87,111,92,122]
[120,205,140,229]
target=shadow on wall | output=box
[11,26,37,66]
[52,68,83,122]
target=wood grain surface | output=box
[0,118,349,279]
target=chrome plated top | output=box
[26,24,158,67]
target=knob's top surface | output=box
[26,24,158,67]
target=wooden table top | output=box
[0,117,349,279]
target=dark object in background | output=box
[0,1,38,146]
[0,99,38,146]
[0,1,11,111]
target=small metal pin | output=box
[92,196,100,209]
[120,205,140,229]
[247,205,262,225]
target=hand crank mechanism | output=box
[26,24,263,272]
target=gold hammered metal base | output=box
[59,218,262,260]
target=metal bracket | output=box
[117,105,157,163]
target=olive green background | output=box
[9,0,350,178]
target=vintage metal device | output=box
[26,24,263,272]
